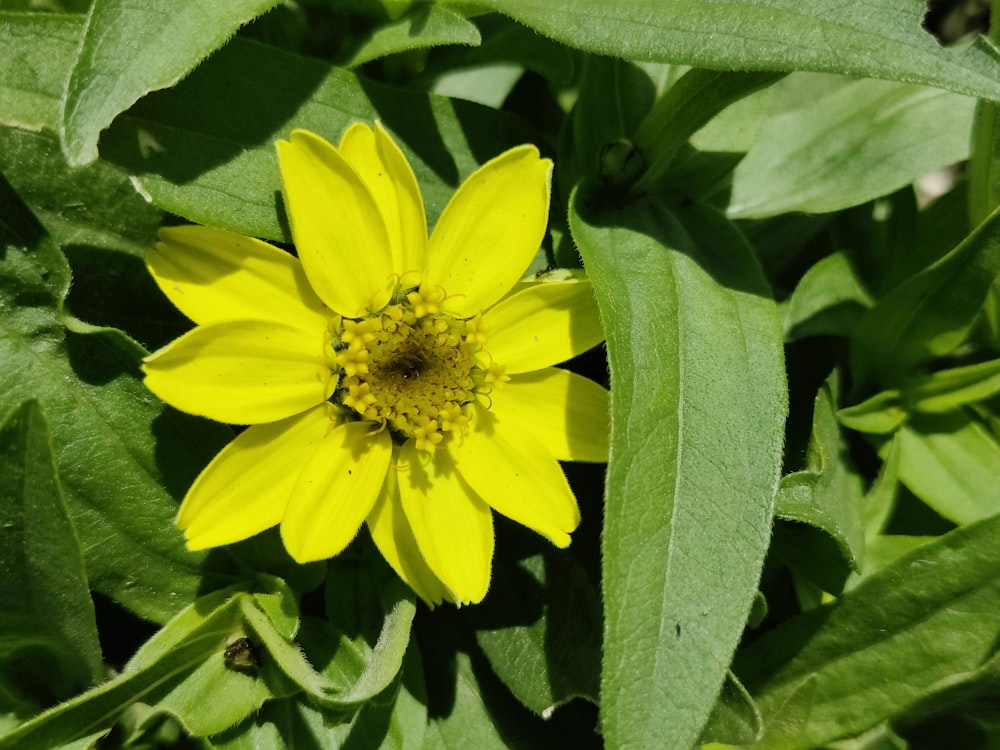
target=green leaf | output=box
[0,139,232,624]
[902,358,1000,413]
[423,652,510,750]
[0,585,266,748]
[631,68,782,192]
[840,359,1000,436]
[893,411,1000,525]
[214,648,427,750]
[698,671,763,746]
[736,512,1000,749]
[0,575,411,748]
[481,0,1000,101]
[61,0,281,166]
[341,4,481,68]
[0,400,103,706]
[892,648,1000,746]
[776,377,866,572]
[729,78,975,218]
[850,203,1000,389]
[99,37,544,243]
[570,189,786,748]
[471,549,601,715]
[838,391,909,435]
[783,252,873,342]
[557,57,657,200]
[0,12,82,132]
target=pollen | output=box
[330,286,490,452]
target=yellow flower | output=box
[142,124,609,605]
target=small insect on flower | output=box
[223,636,261,674]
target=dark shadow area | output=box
[63,327,143,386]
[0,171,47,256]
[149,408,233,502]
[923,0,990,46]
[62,244,191,351]
[416,597,601,747]
[92,591,160,670]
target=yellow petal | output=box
[339,123,428,277]
[276,130,395,316]
[280,422,392,563]
[143,321,333,424]
[148,225,331,330]
[483,278,605,374]
[452,405,579,548]
[367,458,453,606]
[177,405,337,549]
[492,368,610,462]
[396,441,494,604]
[424,146,552,317]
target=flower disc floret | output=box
[331,287,484,453]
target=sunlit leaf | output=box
[729,78,975,218]
[482,0,1000,100]
[737,512,1000,749]
[570,188,786,748]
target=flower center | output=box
[328,286,503,452]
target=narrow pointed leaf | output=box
[851,203,1000,388]
[570,188,786,748]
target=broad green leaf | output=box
[776,377,865,572]
[471,549,601,715]
[0,126,162,253]
[99,37,542,243]
[341,4,480,67]
[893,412,1000,525]
[61,0,281,166]
[0,400,102,705]
[631,68,781,192]
[729,79,975,218]
[736,512,1000,749]
[783,252,873,342]
[570,189,786,749]
[481,0,1000,101]
[0,12,82,131]
[0,187,206,624]
[850,203,1000,389]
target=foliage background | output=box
[2,0,1000,748]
